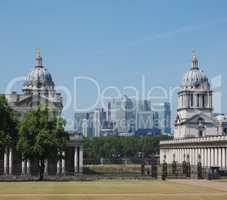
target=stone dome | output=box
[23,49,55,93]
[182,53,210,89]
[24,67,54,88]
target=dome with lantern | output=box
[23,49,55,94]
[182,51,210,90]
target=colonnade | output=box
[162,147,227,169]
[2,146,83,176]
[178,93,212,109]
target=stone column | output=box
[200,95,203,107]
[225,147,227,169]
[62,152,66,175]
[8,147,13,176]
[222,148,226,169]
[224,148,227,169]
[215,148,218,166]
[208,148,211,167]
[193,148,196,165]
[202,148,205,166]
[21,159,26,175]
[3,147,8,175]
[204,148,207,167]
[56,151,61,175]
[208,148,210,167]
[44,160,48,176]
[195,148,198,165]
[74,146,78,174]
[27,159,31,176]
[208,93,210,108]
[218,148,222,168]
[179,149,182,163]
[57,160,61,175]
[210,148,214,167]
[79,147,83,173]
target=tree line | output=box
[83,135,171,160]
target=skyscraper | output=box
[93,108,107,137]
[75,108,107,138]
[156,102,171,135]
[135,100,153,130]
[110,95,135,133]
[74,112,89,134]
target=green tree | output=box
[17,106,68,180]
[83,135,170,160]
[0,96,18,150]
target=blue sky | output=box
[0,0,227,129]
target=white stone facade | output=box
[160,52,227,169]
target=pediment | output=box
[15,95,60,110]
[14,95,33,107]
[185,113,218,125]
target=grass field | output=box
[0,179,226,200]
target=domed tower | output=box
[174,51,215,138]
[23,49,55,96]
[6,49,63,117]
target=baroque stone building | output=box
[160,52,227,170]
[1,49,83,177]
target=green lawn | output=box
[0,180,226,200]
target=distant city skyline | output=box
[0,1,227,129]
[74,97,171,137]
